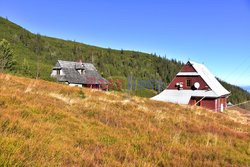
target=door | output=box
[221,104,224,112]
[215,99,217,111]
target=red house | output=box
[152,61,230,112]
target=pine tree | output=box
[0,39,15,71]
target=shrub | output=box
[0,99,5,108]
[78,90,86,99]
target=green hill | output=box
[0,16,250,108]
[0,73,249,166]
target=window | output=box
[186,79,191,87]
[80,69,85,75]
[57,69,60,75]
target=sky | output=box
[0,0,250,86]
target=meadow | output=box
[0,73,249,166]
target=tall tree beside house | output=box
[0,39,15,71]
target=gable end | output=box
[181,62,197,72]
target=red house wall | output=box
[188,97,227,112]
[201,98,216,110]
[221,97,227,108]
[216,97,227,112]
[168,76,210,90]
[217,98,221,112]
[181,63,196,72]
[188,97,215,110]
[189,99,196,105]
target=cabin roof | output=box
[187,60,230,96]
[151,89,219,104]
[52,60,106,84]
[57,60,97,70]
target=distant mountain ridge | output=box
[242,86,250,92]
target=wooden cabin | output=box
[152,61,230,112]
[51,60,107,89]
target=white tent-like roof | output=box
[151,61,230,104]
[151,89,219,104]
[188,61,230,97]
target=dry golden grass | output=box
[0,73,250,166]
[227,107,250,125]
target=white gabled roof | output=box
[151,89,218,104]
[188,61,230,97]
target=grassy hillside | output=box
[0,73,249,166]
[220,80,250,110]
[0,16,250,106]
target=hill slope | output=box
[0,73,249,166]
[0,16,250,106]
[0,17,182,82]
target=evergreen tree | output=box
[0,39,15,71]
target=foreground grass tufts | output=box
[0,73,249,166]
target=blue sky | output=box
[0,0,250,86]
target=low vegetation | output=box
[0,73,249,166]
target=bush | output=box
[78,90,86,99]
[0,99,5,108]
